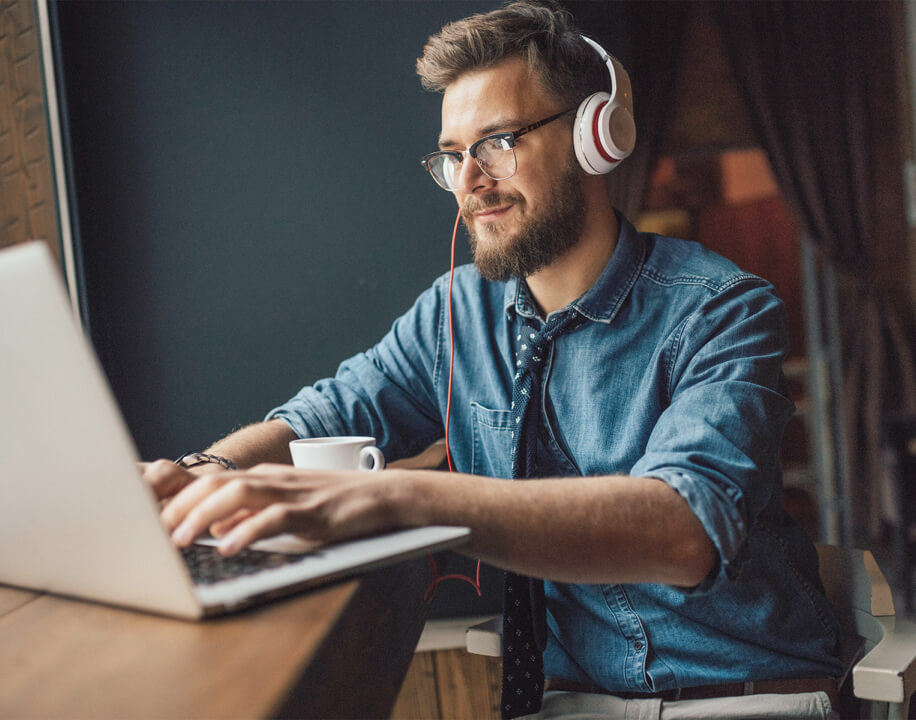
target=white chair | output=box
[818,545,916,719]
[466,545,916,719]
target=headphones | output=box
[573,35,636,175]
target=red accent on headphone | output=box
[591,100,620,165]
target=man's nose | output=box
[456,155,496,195]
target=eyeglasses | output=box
[420,109,574,192]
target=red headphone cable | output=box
[444,208,460,473]
[424,208,482,601]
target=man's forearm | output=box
[205,419,299,468]
[391,471,716,587]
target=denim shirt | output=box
[268,215,843,690]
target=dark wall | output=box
[52,1,495,461]
[50,0,631,618]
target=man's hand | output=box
[141,459,200,502]
[159,464,401,556]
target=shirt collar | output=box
[503,212,646,325]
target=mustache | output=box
[462,192,523,216]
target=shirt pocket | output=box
[470,401,515,478]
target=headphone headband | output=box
[580,36,619,104]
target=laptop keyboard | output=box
[181,543,311,585]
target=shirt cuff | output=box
[264,387,349,439]
[640,467,749,594]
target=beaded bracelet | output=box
[174,451,239,471]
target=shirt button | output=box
[633,640,644,651]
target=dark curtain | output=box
[563,1,689,217]
[715,1,916,538]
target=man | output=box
[146,2,843,717]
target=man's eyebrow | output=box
[438,117,523,150]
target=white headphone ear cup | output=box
[575,37,637,174]
[573,92,617,175]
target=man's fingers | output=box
[209,508,254,538]
[160,473,212,530]
[164,474,236,540]
[168,476,281,547]
[217,503,304,556]
[142,459,194,500]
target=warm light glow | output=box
[719,149,780,204]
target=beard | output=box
[462,154,586,282]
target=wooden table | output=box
[0,554,436,719]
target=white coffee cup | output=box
[289,436,385,472]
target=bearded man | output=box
[146,2,843,718]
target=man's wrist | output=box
[388,469,454,528]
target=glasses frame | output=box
[420,108,574,191]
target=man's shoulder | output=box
[637,233,764,295]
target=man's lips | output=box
[473,205,513,222]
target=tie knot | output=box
[514,311,581,376]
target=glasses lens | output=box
[428,154,460,191]
[475,137,516,181]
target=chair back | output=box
[816,544,895,648]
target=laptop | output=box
[0,241,469,619]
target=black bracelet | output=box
[174,451,239,471]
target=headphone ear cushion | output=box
[573,91,633,175]
[573,92,614,175]
[598,101,636,160]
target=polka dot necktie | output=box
[501,308,585,719]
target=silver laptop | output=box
[0,242,469,619]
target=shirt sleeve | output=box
[629,277,795,593]
[265,274,449,463]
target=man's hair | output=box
[416,0,608,110]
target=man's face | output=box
[439,57,585,281]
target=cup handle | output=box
[359,446,385,472]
